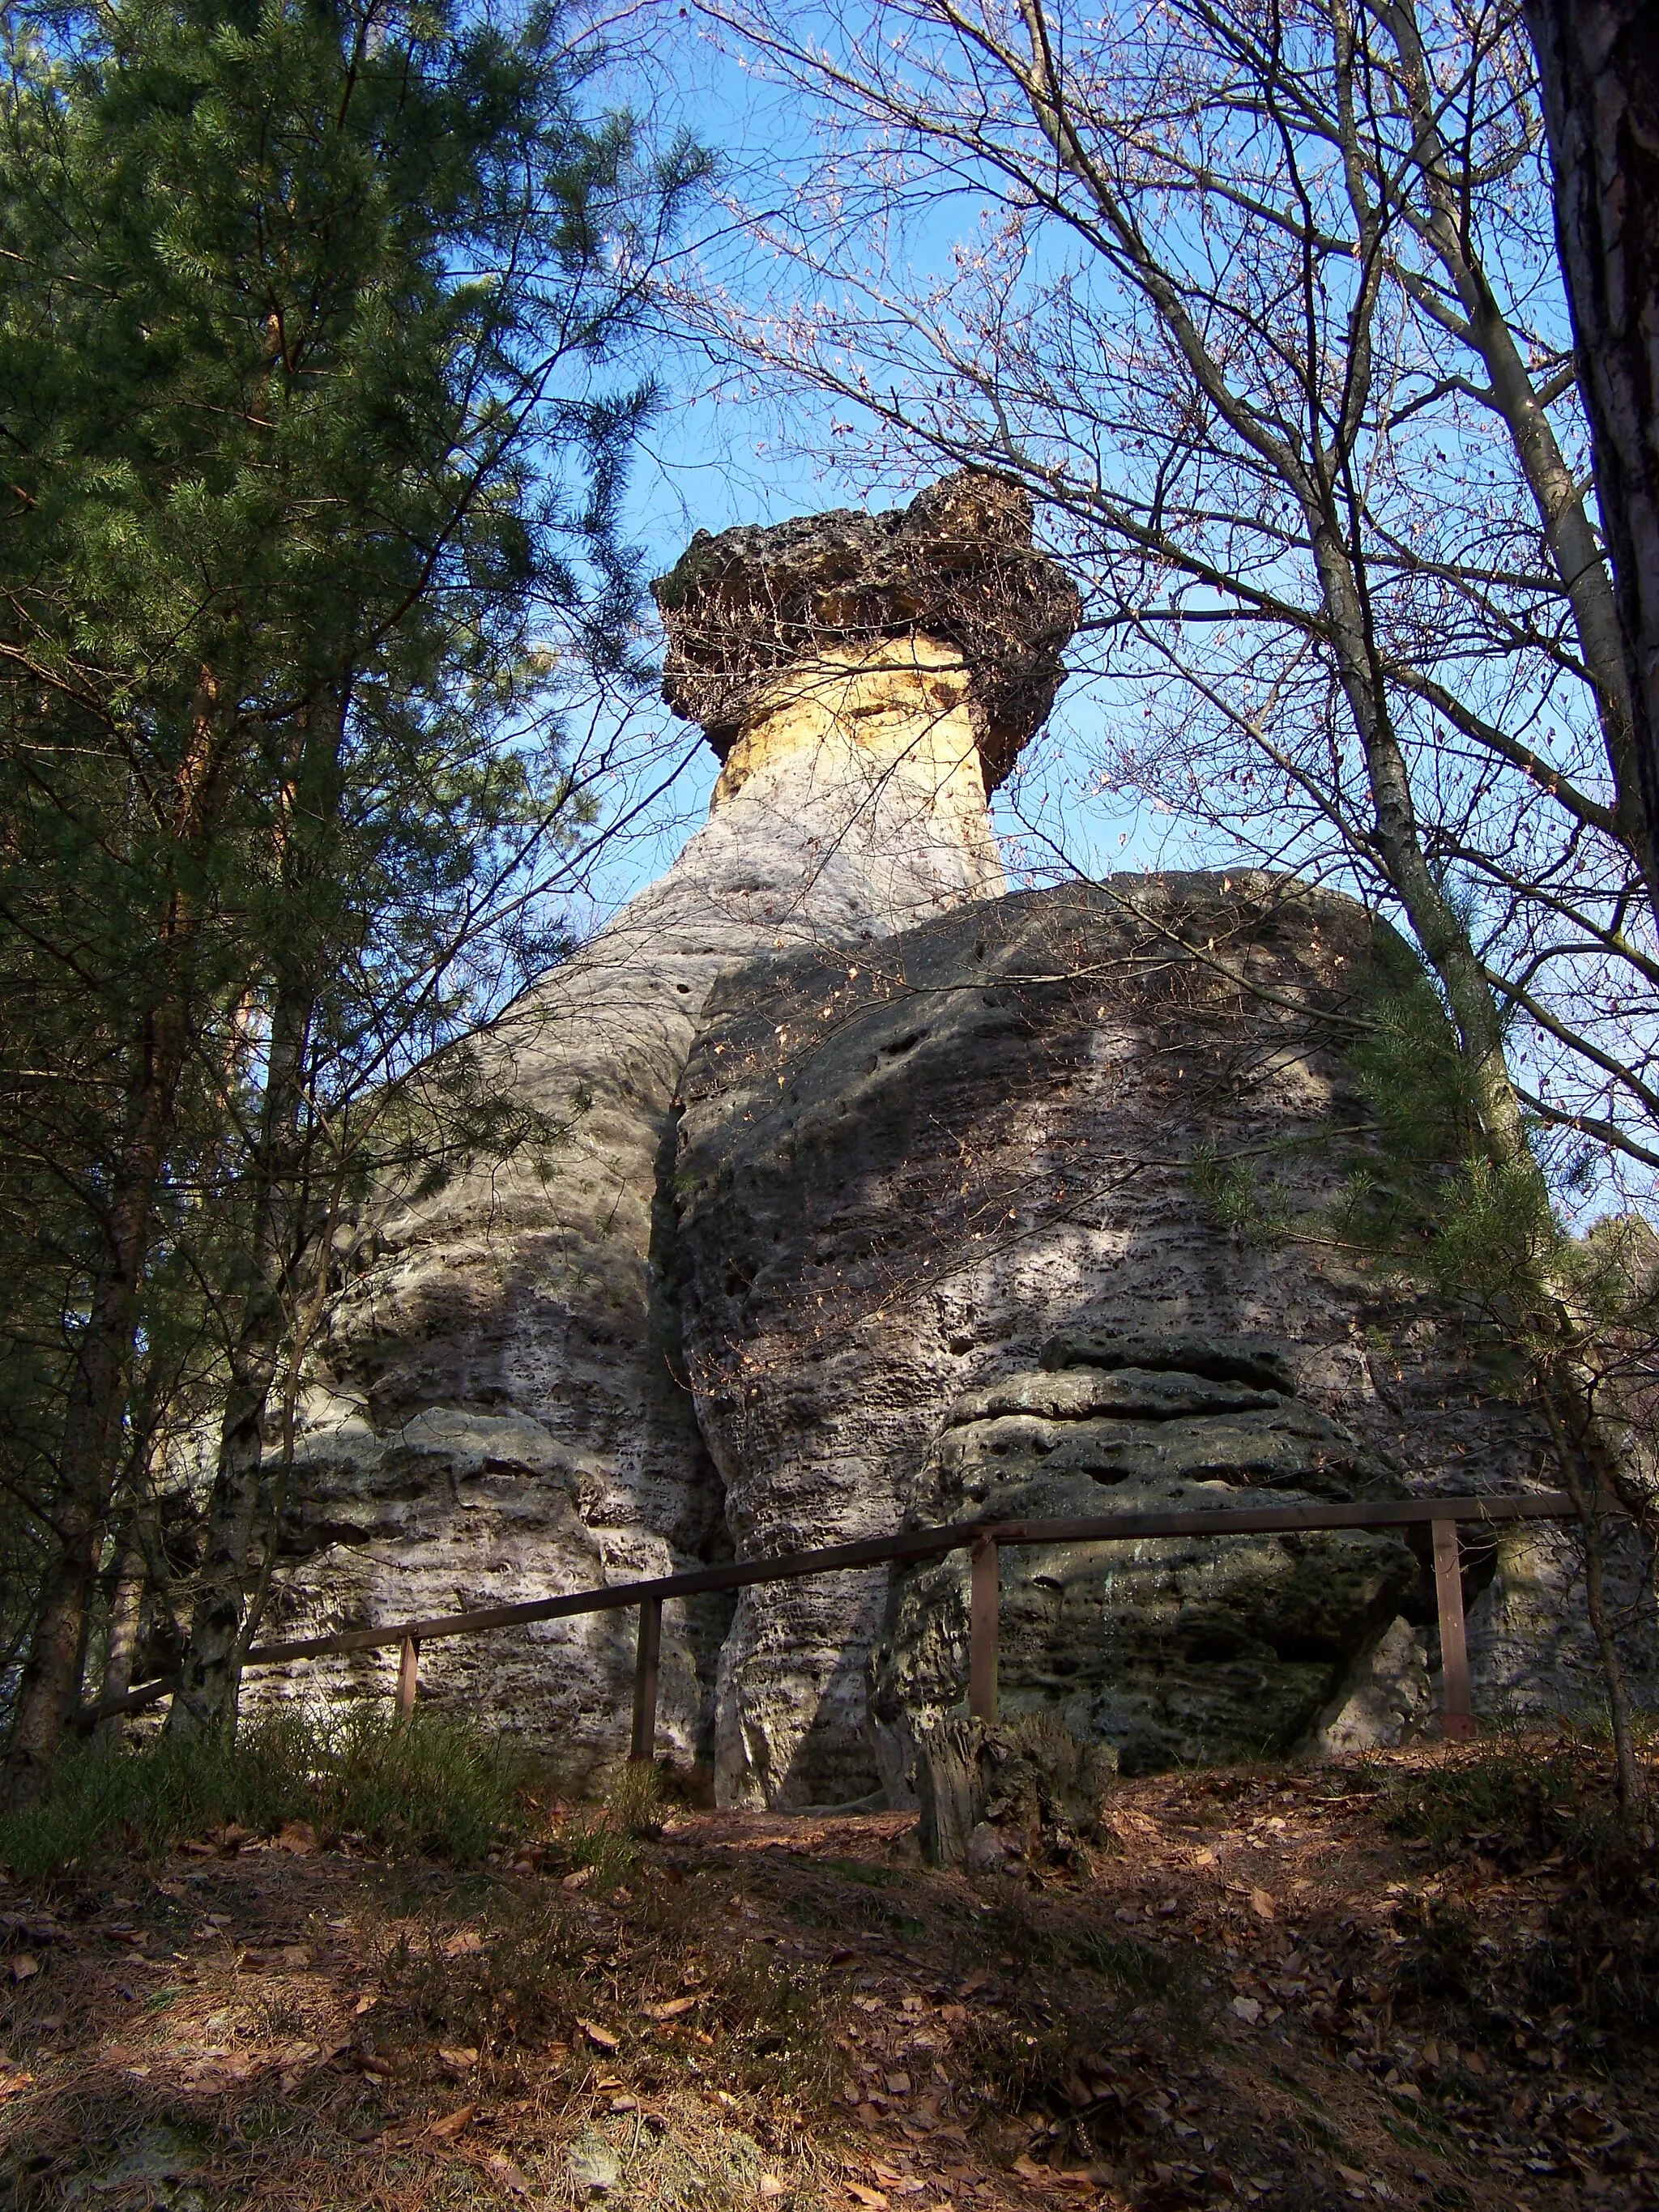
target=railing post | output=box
[969,1537,1000,1724]
[1431,1519,1473,1740]
[397,1634,420,1720]
[630,1595,662,1763]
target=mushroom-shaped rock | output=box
[652,470,1081,792]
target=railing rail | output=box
[83,1489,1582,1748]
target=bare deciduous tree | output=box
[676,0,1658,1193]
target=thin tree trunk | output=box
[1537,1373,1645,1814]
[1523,0,1659,926]
[165,1042,302,1741]
[1381,0,1651,890]
[169,691,343,1741]
[3,1053,179,1803]
[3,671,226,1805]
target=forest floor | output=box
[1,1734,1656,2211]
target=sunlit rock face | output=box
[668,876,1597,1808]
[254,475,1078,1781]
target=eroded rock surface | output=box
[871,1332,1421,1787]
[672,875,1569,1805]
[655,471,1080,788]
[249,475,1077,1781]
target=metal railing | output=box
[87,1490,1580,1751]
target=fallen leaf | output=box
[642,1994,700,2022]
[279,1945,312,1968]
[760,2179,787,2200]
[561,1868,593,1891]
[1230,1996,1262,2025]
[0,2070,33,2099]
[10,1955,38,1983]
[485,2151,535,2196]
[438,2046,480,2069]
[1012,2156,1047,2180]
[354,1993,379,2016]
[275,1820,319,1856]
[1249,1888,1275,1922]
[443,1929,484,1958]
[276,2040,321,2069]
[847,2188,889,2209]
[578,2018,621,2052]
[428,2102,476,2142]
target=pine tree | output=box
[0,0,703,1796]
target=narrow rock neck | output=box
[705,637,1005,921]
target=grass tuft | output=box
[0,1705,530,1880]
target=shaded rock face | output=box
[869,1332,1422,1788]
[671,873,1562,1806]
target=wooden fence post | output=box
[969,1538,1000,1724]
[397,1634,420,1720]
[1431,1519,1473,1740]
[630,1595,662,1763]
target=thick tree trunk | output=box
[1524,0,1659,923]
[96,1517,151,1752]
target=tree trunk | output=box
[3,673,226,1805]
[168,692,343,1741]
[2,1045,181,1804]
[1382,0,1650,886]
[1524,0,1659,925]
[164,1161,294,1741]
[96,1516,151,1752]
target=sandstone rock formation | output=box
[672,875,1650,1805]
[242,476,1654,1804]
[870,1330,1422,1789]
[252,475,1079,1780]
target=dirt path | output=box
[1,1741,1654,2209]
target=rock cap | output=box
[651,471,1081,791]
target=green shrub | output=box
[0,1705,531,1880]
[603,1758,667,1840]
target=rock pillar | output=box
[255,475,1078,1784]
